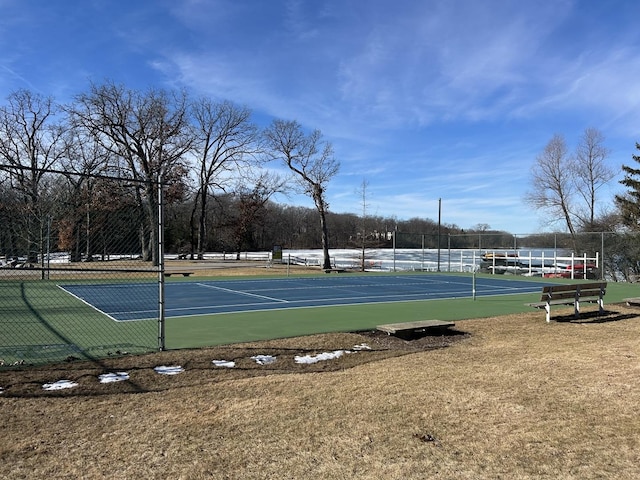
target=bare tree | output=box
[230,171,286,258]
[264,119,339,270]
[0,89,67,262]
[70,82,192,264]
[189,99,261,259]
[525,134,577,239]
[572,127,614,229]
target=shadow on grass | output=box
[553,308,637,324]
[5,282,151,395]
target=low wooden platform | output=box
[624,297,640,307]
[164,271,193,277]
[377,319,455,335]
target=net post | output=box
[472,262,477,300]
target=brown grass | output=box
[0,259,322,280]
[2,306,640,479]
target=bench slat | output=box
[540,289,605,302]
[530,298,603,308]
[541,282,606,294]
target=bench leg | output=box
[598,295,604,315]
[545,302,551,323]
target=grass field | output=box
[2,265,639,363]
[1,267,640,478]
[165,273,639,348]
[2,308,640,478]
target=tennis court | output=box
[60,273,550,322]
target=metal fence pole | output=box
[158,181,166,351]
[601,232,605,281]
[392,230,396,272]
[448,234,451,272]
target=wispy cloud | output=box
[1,0,637,232]
[0,64,38,91]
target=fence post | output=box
[393,230,396,272]
[570,253,575,280]
[157,181,166,351]
[601,232,605,280]
[448,234,451,272]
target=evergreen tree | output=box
[615,142,640,230]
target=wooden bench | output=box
[528,282,606,322]
[324,268,346,273]
[377,319,455,336]
[164,271,193,277]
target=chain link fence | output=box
[3,167,640,366]
[1,170,160,365]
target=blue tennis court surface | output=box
[60,274,549,322]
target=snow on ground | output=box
[251,355,277,365]
[42,380,78,391]
[294,343,371,364]
[212,360,236,368]
[295,350,350,364]
[98,372,130,383]
[12,344,372,393]
[154,365,185,375]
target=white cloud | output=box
[3,0,638,233]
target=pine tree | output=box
[615,142,640,230]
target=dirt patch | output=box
[0,328,469,397]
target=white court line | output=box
[166,288,536,319]
[196,282,289,303]
[57,285,119,321]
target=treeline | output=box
[3,82,640,279]
[0,83,338,264]
[0,82,527,264]
[163,195,510,254]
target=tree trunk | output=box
[197,189,207,260]
[188,199,198,260]
[319,207,331,270]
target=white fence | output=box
[279,248,600,279]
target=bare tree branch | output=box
[525,134,577,237]
[264,119,339,270]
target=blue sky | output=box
[1,0,639,233]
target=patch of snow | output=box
[99,372,130,383]
[154,365,184,375]
[42,380,78,391]
[0,387,4,394]
[251,355,277,365]
[212,360,235,368]
[353,343,371,351]
[295,350,349,364]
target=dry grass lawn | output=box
[1,305,640,479]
